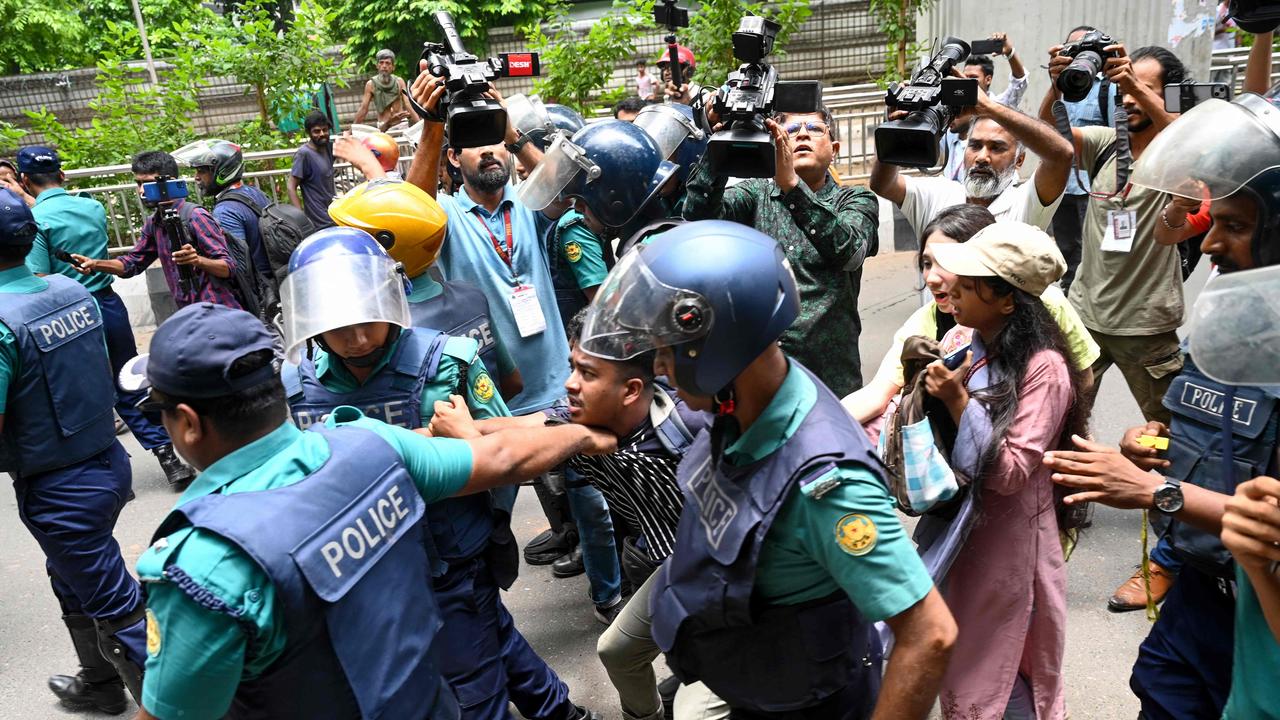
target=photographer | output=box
[683,105,879,398]
[73,151,241,312]
[941,33,1029,181]
[871,82,1073,236]
[1037,43,1183,426]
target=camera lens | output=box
[875,106,950,168]
[1058,50,1102,102]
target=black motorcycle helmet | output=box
[172,140,244,196]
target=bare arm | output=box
[1105,44,1176,133]
[872,589,957,720]
[1153,196,1206,246]
[1221,477,1280,642]
[842,378,901,425]
[70,255,127,277]
[353,81,374,125]
[456,422,615,495]
[286,175,303,209]
[334,134,387,180]
[974,92,1073,205]
[868,156,907,208]
[405,68,447,199]
[1244,32,1276,95]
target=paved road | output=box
[0,250,1210,718]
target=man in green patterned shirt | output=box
[683,107,879,396]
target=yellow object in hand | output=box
[1137,435,1170,451]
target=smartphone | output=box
[943,345,971,370]
[1164,82,1230,113]
[141,178,189,205]
[968,38,1004,56]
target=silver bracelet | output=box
[1160,206,1187,230]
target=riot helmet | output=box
[518,120,677,230]
[580,220,799,396]
[634,102,708,185]
[280,227,411,364]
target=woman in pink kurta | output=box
[926,224,1085,720]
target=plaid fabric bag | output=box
[879,335,972,516]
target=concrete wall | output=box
[916,0,1215,116]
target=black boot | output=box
[153,443,195,490]
[525,472,578,565]
[48,614,127,715]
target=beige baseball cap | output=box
[930,221,1066,296]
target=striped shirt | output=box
[118,200,242,310]
[555,387,709,562]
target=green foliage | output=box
[524,0,652,115]
[0,0,222,75]
[0,121,25,155]
[869,0,937,83]
[22,22,205,168]
[681,0,811,86]
[195,0,351,125]
[332,0,554,79]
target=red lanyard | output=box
[964,355,989,385]
[472,208,514,271]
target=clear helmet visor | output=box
[516,134,596,210]
[1188,265,1280,385]
[579,249,713,360]
[634,105,702,160]
[506,93,551,138]
[280,253,411,364]
[171,140,215,168]
[1131,96,1280,200]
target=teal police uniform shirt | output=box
[27,188,115,293]
[436,185,568,415]
[727,362,933,620]
[406,270,518,380]
[0,265,83,411]
[137,412,475,719]
[1222,566,1280,719]
[556,210,608,291]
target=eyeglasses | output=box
[136,389,176,414]
[783,122,828,137]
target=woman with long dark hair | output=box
[925,222,1086,720]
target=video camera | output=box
[417,10,541,148]
[1056,30,1118,102]
[706,16,822,178]
[875,38,978,168]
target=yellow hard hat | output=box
[328,178,447,277]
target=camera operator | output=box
[683,105,879,398]
[1044,26,1120,293]
[406,68,628,634]
[657,45,698,104]
[1038,43,1184,427]
[871,81,1073,237]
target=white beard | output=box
[963,164,1017,200]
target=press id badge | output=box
[1101,209,1136,253]
[509,284,547,338]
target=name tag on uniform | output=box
[28,298,99,352]
[1101,209,1136,253]
[509,284,547,338]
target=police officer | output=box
[125,301,615,720]
[524,119,677,328]
[633,102,709,217]
[578,220,957,718]
[1042,91,1280,719]
[277,226,598,720]
[0,187,146,713]
[327,177,523,399]
[17,145,195,488]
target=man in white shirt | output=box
[871,84,1073,237]
[941,32,1030,181]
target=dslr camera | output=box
[875,38,978,168]
[419,10,541,148]
[706,15,822,178]
[1056,30,1118,102]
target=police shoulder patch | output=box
[472,371,495,403]
[834,513,877,557]
[564,241,583,263]
[146,608,162,657]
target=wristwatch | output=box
[505,134,532,155]
[1153,479,1184,515]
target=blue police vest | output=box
[149,426,458,720]
[0,274,115,476]
[283,328,500,573]
[1162,356,1280,578]
[649,364,885,714]
[409,281,502,380]
[548,215,591,330]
